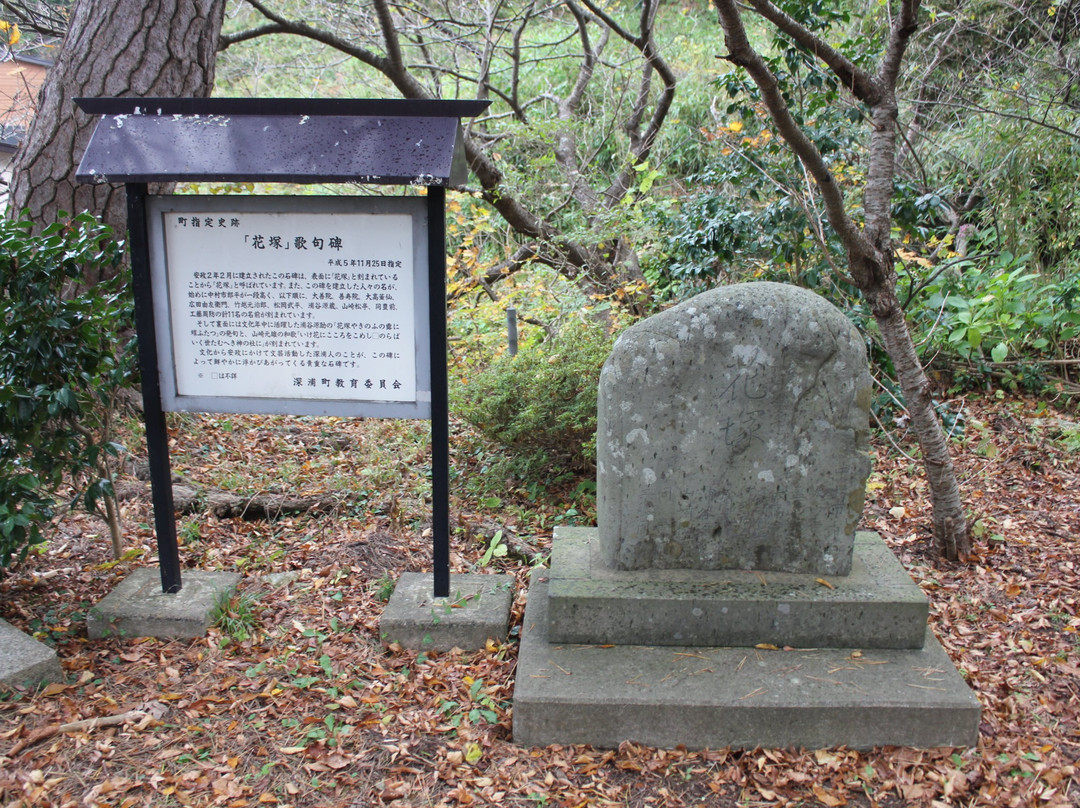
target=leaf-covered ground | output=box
[1,394,1078,807]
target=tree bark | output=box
[6,0,225,282]
[715,0,973,560]
[870,288,971,558]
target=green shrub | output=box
[452,317,618,474]
[910,250,1080,366]
[0,213,133,567]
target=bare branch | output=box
[219,22,288,50]
[234,0,663,299]
[475,0,506,105]
[562,1,600,115]
[904,8,964,135]
[915,98,1080,142]
[409,62,522,114]
[373,0,406,75]
[0,0,68,38]
[578,0,677,206]
[448,244,551,301]
[239,0,390,73]
[576,0,639,46]
[552,1,605,212]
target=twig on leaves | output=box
[7,701,167,757]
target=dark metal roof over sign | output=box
[74,97,489,186]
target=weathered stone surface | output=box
[546,527,929,648]
[87,568,240,640]
[598,282,872,575]
[0,618,64,688]
[515,571,981,750]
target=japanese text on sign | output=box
[164,210,416,403]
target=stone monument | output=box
[513,282,980,750]
[598,282,871,575]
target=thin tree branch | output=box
[551,0,604,213]
[579,0,676,207]
[240,0,389,73]
[0,0,67,38]
[236,0,649,298]
[8,702,168,757]
[915,99,1080,142]
[448,243,553,301]
[373,0,405,75]
[218,22,287,49]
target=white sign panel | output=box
[148,196,431,418]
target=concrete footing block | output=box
[514,570,981,750]
[380,573,515,652]
[0,618,64,688]
[87,568,241,640]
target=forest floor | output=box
[1,392,1078,807]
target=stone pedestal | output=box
[0,618,64,688]
[547,528,928,648]
[511,283,980,749]
[514,559,981,750]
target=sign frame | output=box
[146,194,432,419]
[75,97,487,598]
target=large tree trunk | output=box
[7,0,225,282]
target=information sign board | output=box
[147,195,431,418]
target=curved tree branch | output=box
[239,0,390,73]
[876,0,921,96]
[744,0,878,103]
[219,22,287,49]
[549,1,605,213]
[715,0,875,282]
[577,0,676,207]
[448,243,554,301]
[373,0,406,75]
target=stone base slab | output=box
[0,618,64,688]
[380,573,515,652]
[548,528,927,649]
[87,568,241,640]
[515,570,981,750]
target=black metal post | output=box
[126,183,182,594]
[427,186,451,598]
